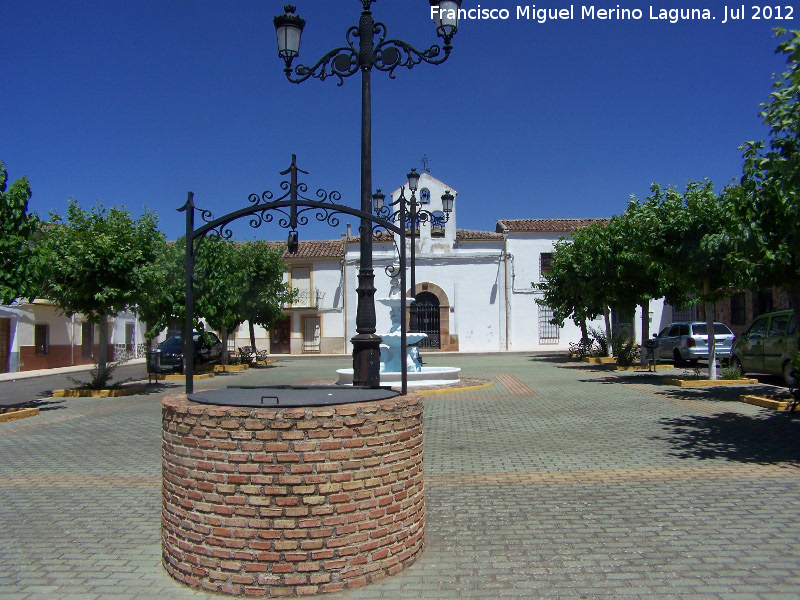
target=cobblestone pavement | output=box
[1,354,799,599]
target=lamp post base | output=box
[351,334,382,387]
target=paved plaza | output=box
[1,353,799,599]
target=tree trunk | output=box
[220,324,229,366]
[704,279,717,380]
[640,302,650,365]
[98,314,109,379]
[249,321,257,362]
[580,318,589,346]
[603,306,612,357]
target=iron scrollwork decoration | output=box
[192,155,348,243]
[180,154,407,394]
[278,3,454,86]
[372,186,449,279]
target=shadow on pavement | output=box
[655,410,800,464]
[32,398,67,412]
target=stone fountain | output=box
[337,297,461,388]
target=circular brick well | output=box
[161,392,425,596]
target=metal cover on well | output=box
[187,385,400,407]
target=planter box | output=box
[663,378,759,387]
[740,394,797,411]
[582,356,616,364]
[0,406,39,423]
[52,385,147,398]
[161,373,214,381]
[195,363,249,373]
[612,364,672,371]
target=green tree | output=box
[133,238,183,345]
[35,199,164,378]
[535,222,614,351]
[646,181,745,378]
[0,162,40,305]
[138,238,294,365]
[737,28,800,327]
[234,240,296,353]
[194,237,248,363]
[618,200,668,346]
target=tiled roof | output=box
[268,240,344,259]
[496,218,610,233]
[456,229,504,241]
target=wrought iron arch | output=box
[178,155,410,394]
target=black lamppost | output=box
[273,1,461,387]
[372,169,454,333]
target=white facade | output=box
[0,300,148,373]
[229,171,670,357]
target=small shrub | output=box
[720,363,745,380]
[67,356,133,390]
[568,338,596,358]
[589,327,609,356]
[612,337,640,367]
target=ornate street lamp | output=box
[273,1,460,387]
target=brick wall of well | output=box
[161,393,425,597]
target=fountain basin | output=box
[336,366,461,388]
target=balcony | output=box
[287,288,323,309]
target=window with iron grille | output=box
[538,305,559,344]
[755,290,773,317]
[672,305,697,322]
[302,316,321,354]
[730,292,746,325]
[539,253,553,281]
[35,324,49,355]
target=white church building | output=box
[233,171,671,357]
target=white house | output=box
[0,300,147,373]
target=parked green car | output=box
[730,309,799,385]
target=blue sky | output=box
[2,1,790,242]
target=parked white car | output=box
[655,321,736,366]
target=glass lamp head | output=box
[441,190,454,214]
[274,5,305,61]
[407,168,421,192]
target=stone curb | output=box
[663,377,760,387]
[0,407,39,423]
[740,393,798,411]
[51,385,148,398]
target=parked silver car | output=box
[655,321,736,366]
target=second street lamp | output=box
[273,1,461,387]
[373,171,453,337]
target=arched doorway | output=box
[415,292,440,349]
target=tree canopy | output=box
[0,162,40,305]
[737,28,800,322]
[35,199,164,374]
[136,237,294,362]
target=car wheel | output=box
[783,361,796,387]
[673,349,684,367]
[731,356,744,377]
